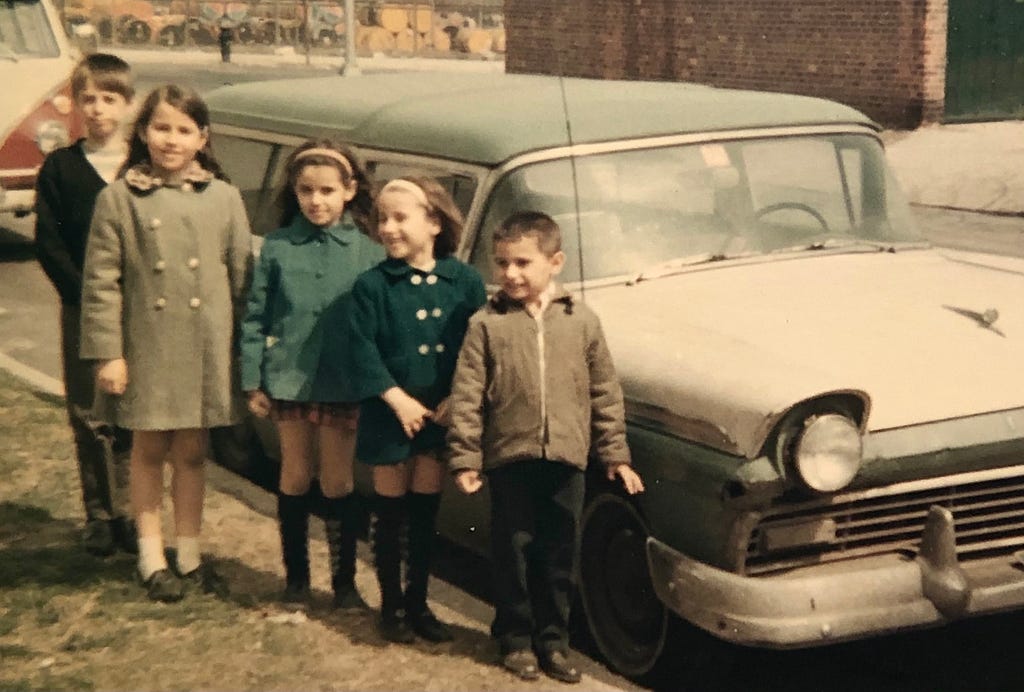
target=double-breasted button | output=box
[187,257,199,269]
[416,309,428,320]
[426,274,438,285]
[431,307,442,318]
[189,297,201,309]
[435,344,445,353]
[418,344,429,355]
[154,260,166,272]
[315,270,324,278]
[149,218,162,230]
[410,274,423,285]
[154,297,167,310]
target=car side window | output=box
[210,134,279,236]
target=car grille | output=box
[744,464,1024,575]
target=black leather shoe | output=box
[502,650,540,681]
[406,608,453,643]
[280,580,311,608]
[379,611,416,644]
[539,650,581,684]
[83,520,116,557]
[332,583,369,612]
[180,563,230,598]
[141,568,184,603]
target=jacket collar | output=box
[284,213,361,245]
[490,283,575,314]
[124,161,214,193]
[380,255,460,280]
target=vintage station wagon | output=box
[206,72,1024,677]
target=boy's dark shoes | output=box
[331,583,369,612]
[379,611,416,644]
[141,568,184,603]
[83,519,116,557]
[111,517,139,555]
[180,562,230,598]
[280,580,311,608]
[406,607,454,643]
[539,650,581,684]
[501,650,540,681]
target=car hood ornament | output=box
[943,305,1004,337]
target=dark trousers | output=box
[61,305,131,522]
[488,460,585,655]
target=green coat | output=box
[239,213,384,401]
[80,172,253,431]
[348,256,486,464]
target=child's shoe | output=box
[83,519,116,557]
[180,562,230,598]
[378,609,416,644]
[539,650,581,684]
[140,568,184,603]
[406,607,453,643]
[501,649,540,681]
[280,579,311,609]
[111,517,139,555]
[331,581,369,612]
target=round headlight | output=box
[36,120,70,155]
[794,414,863,492]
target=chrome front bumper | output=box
[647,505,1024,648]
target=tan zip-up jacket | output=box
[446,285,631,473]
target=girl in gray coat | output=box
[81,84,253,602]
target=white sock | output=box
[176,536,201,575]
[138,535,168,581]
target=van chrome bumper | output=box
[647,505,1024,647]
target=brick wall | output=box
[505,0,948,128]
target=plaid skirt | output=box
[270,400,359,430]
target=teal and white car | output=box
[207,72,1024,678]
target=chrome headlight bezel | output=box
[793,413,863,492]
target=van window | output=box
[0,0,60,57]
[370,161,478,218]
[211,134,278,236]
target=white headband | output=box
[381,178,430,208]
[294,147,354,177]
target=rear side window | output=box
[0,0,60,57]
[211,134,279,236]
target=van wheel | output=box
[579,493,667,677]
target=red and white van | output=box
[0,0,82,215]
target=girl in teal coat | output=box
[240,140,384,610]
[348,176,486,643]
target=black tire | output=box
[159,25,183,47]
[579,492,668,678]
[123,18,151,44]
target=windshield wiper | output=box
[772,237,929,254]
[627,252,731,285]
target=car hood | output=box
[0,57,74,142]
[586,247,1024,459]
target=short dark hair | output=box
[493,211,562,256]
[70,53,134,100]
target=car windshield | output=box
[472,133,924,284]
[0,0,60,58]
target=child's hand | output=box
[432,397,452,428]
[608,464,645,495]
[381,387,431,439]
[247,390,272,418]
[96,358,128,395]
[454,469,483,494]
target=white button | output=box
[435,343,445,353]
[416,309,427,320]
[418,344,429,355]
[410,275,423,285]
[154,260,166,272]
[426,274,438,285]
[149,218,161,229]
[431,307,442,318]
[154,297,166,309]
[189,297,201,309]
[187,257,199,269]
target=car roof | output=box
[205,71,878,166]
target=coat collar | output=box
[490,283,575,314]
[124,161,214,193]
[284,213,362,245]
[380,255,461,280]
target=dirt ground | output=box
[0,369,633,691]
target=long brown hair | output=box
[119,84,227,181]
[275,138,373,232]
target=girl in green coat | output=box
[240,139,384,610]
[348,177,486,643]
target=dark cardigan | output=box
[34,140,108,305]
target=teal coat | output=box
[240,214,384,402]
[348,256,487,464]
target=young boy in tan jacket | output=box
[447,211,644,684]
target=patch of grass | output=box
[0,643,33,659]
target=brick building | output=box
[504,1,955,129]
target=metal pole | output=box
[340,0,359,75]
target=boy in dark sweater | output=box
[34,53,135,556]
[448,211,644,684]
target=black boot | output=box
[373,494,414,643]
[325,494,368,611]
[278,492,311,606]
[405,492,453,642]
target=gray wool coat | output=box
[80,172,253,431]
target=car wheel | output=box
[579,492,667,677]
